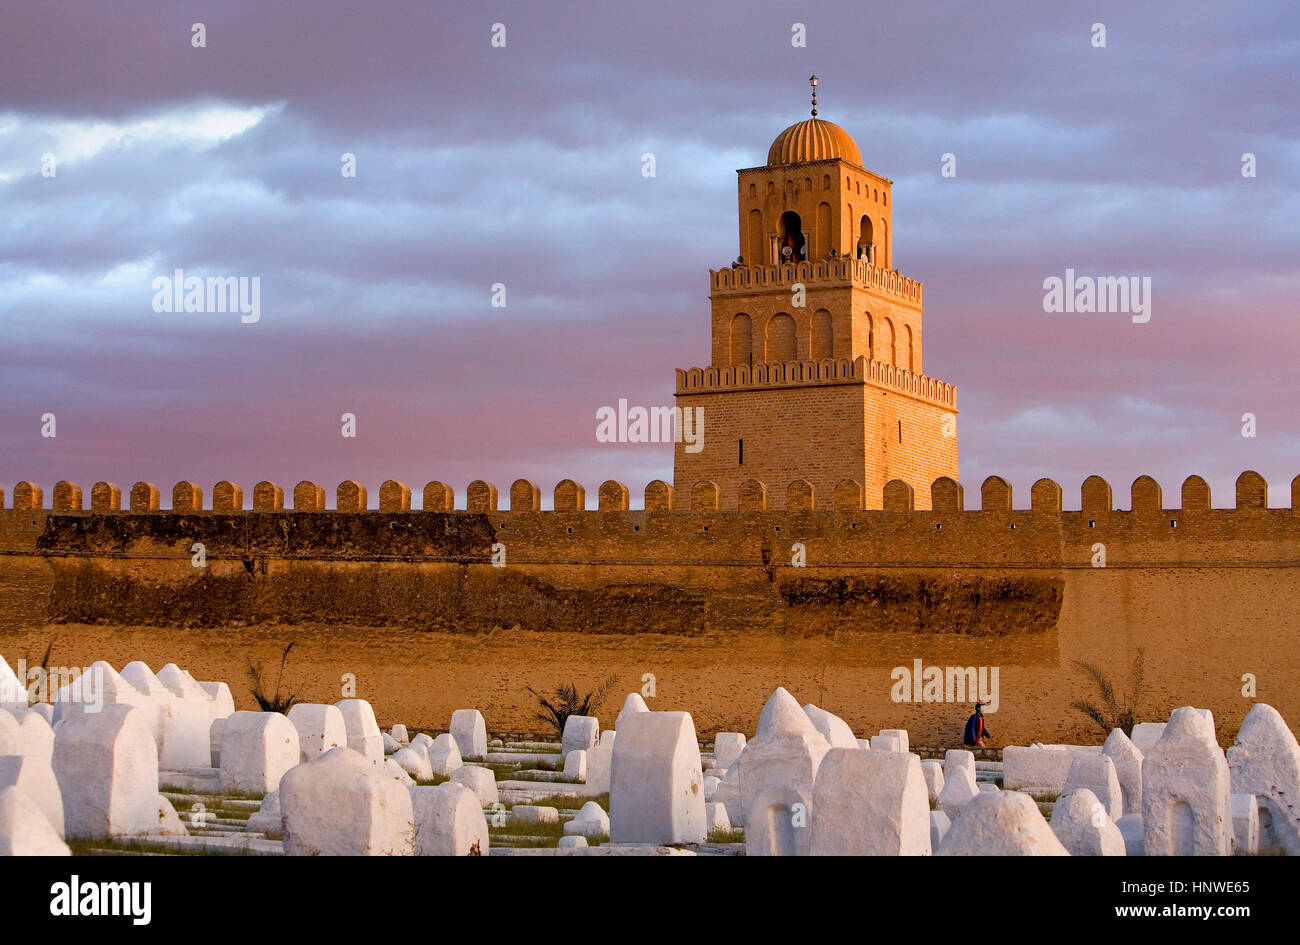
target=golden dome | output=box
[767,118,862,167]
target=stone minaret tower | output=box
[673,77,958,510]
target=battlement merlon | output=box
[674,356,957,411]
[710,258,923,307]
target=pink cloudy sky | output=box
[1,0,1297,509]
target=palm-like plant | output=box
[527,675,618,738]
[1071,648,1145,737]
[248,641,300,713]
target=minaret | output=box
[673,77,958,510]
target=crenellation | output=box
[1081,475,1112,512]
[466,480,498,512]
[253,481,284,511]
[336,480,367,512]
[213,480,243,512]
[1131,475,1162,514]
[379,480,410,512]
[1237,470,1268,510]
[981,476,1012,512]
[1031,478,1062,512]
[91,481,121,511]
[422,481,453,512]
[598,480,630,511]
[12,481,42,510]
[1182,475,1211,511]
[172,481,203,512]
[932,476,963,512]
[129,481,159,512]
[510,479,541,512]
[52,480,82,512]
[294,481,326,511]
[787,478,816,512]
[554,479,585,512]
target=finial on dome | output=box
[809,74,819,117]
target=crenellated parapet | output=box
[2,471,1296,516]
[710,258,923,305]
[676,355,957,409]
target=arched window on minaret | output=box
[858,216,874,263]
[730,313,753,367]
[815,203,831,260]
[883,318,897,366]
[865,312,874,360]
[747,210,764,265]
[766,313,796,362]
[811,310,833,359]
[905,325,914,373]
[778,211,805,263]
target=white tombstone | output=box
[1051,788,1125,856]
[1116,813,1144,856]
[0,754,64,838]
[148,795,188,836]
[810,747,930,855]
[286,703,348,763]
[615,692,649,731]
[564,749,587,782]
[557,834,586,848]
[512,805,559,825]
[937,765,979,819]
[930,809,951,850]
[737,688,829,854]
[870,729,909,753]
[209,716,227,768]
[52,703,158,840]
[335,699,384,764]
[427,733,462,777]
[154,663,217,769]
[393,746,433,781]
[1130,722,1166,756]
[382,732,400,754]
[704,802,732,835]
[714,763,742,828]
[411,732,433,750]
[245,790,282,838]
[119,660,177,756]
[1230,793,1259,855]
[2,708,54,763]
[562,715,599,757]
[943,749,976,787]
[449,709,487,761]
[390,724,409,744]
[1102,728,1144,816]
[1226,702,1300,855]
[703,774,721,800]
[1142,706,1231,856]
[52,661,148,727]
[281,746,414,855]
[586,730,616,794]
[410,782,489,855]
[936,791,1070,856]
[384,757,414,785]
[802,705,858,749]
[450,764,499,806]
[856,738,872,750]
[0,786,70,856]
[609,710,706,845]
[1063,753,1123,823]
[713,732,746,770]
[0,656,23,709]
[198,680,236,720]
[920,759,945,802]
[979,782,1000,793]
[219,711,300,796]
[1003,744,1102,796]
[563,800,611,840]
